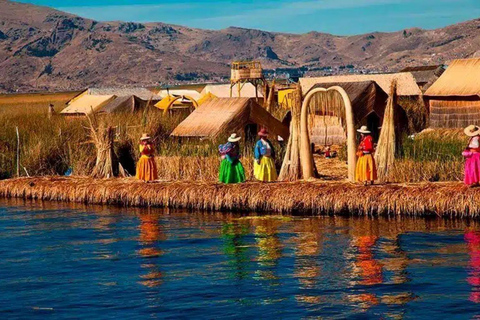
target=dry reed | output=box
[2,176,480,217]
[375,80,397,181]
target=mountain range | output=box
[1,0,480,93]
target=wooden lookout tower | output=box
[230,61,265,101]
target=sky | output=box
[15,0,480,35]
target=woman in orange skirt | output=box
[136,133,158,182]
[355,126,377,185]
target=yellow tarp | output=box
[154,96,178,111]
[197,92,217,105]
[278,88,295,109]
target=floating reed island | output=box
[0,176,479,218]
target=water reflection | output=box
[138,213,165,288]
[251,217,283,282]
[2,199,480,318]
[221,222,250,280]
[466,230,480,303]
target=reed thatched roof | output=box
[61,95,116,115]
[300,72,421,97]
[201,83,264,98]
[87,87,161,101]
[425,58,480,98]
[400,65,445,91]
[171,98,289,139]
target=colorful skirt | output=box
[136,156,158,181]
[254,156,277,182]
[219,159,245,184]
[465,152,480,185]
[355,154,377,182]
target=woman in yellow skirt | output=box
[355,126,377,185]
[136,133,158,182]
[254,128,278,182]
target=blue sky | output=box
[16,0,480,35]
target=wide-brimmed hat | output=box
[228,133,241,142]
[464,125,480,137]
[258,128,269,137]
[357,125,371,134]
[140,133,151,141]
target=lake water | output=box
[1,199,480,319]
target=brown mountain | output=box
[0,0,479,93]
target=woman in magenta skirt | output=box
[463,125,480,186]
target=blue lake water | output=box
[1,199,480,319]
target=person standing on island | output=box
[355,125,377,186]
[253,128,277,182]
[218,133,245,184]
[463,125,480,187]
[136,133,158,182]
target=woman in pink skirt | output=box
[463,125,480,186]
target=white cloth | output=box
[261,139,272,157]
[469,136,480,149]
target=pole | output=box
[16,126,20,177]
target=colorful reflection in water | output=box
[1,199,480,318]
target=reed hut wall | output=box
[425,58,480,128]
[170,98,289,140]
[428,98,480,128]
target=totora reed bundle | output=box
[375,80,397,181]
[279,83,302,181]
[86,113,127,179]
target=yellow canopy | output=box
[277,88,295,109]
[154,95,199,113]
[197,92,217,105]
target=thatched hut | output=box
[424,58,480,128]
[302,81,390,145]
[170,98,289,140]
[300,72,422,97]
[300,72,425,133]
[400,65,445,92]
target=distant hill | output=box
[1,0,480,92]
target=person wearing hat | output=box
[355,125,377,185]
[463,125,480,186]
[253,128,277,182]
[218,133,245,184]
[136,133,158,182]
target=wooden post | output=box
[15,126,20,177]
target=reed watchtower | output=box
[230,61,265,100]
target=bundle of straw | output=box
[375,80,397,181]
[86,113,127,179]
[279,83,302,181]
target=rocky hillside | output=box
[1,0,479,92]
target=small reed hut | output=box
[170,98,289,141]
[303,81,389,145]
[424,58,480,128]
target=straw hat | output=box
[228,133,241,142]
[357,125,371,134]
[258,128,268,137]
[464,125,480,137]
[140,133,151,141]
